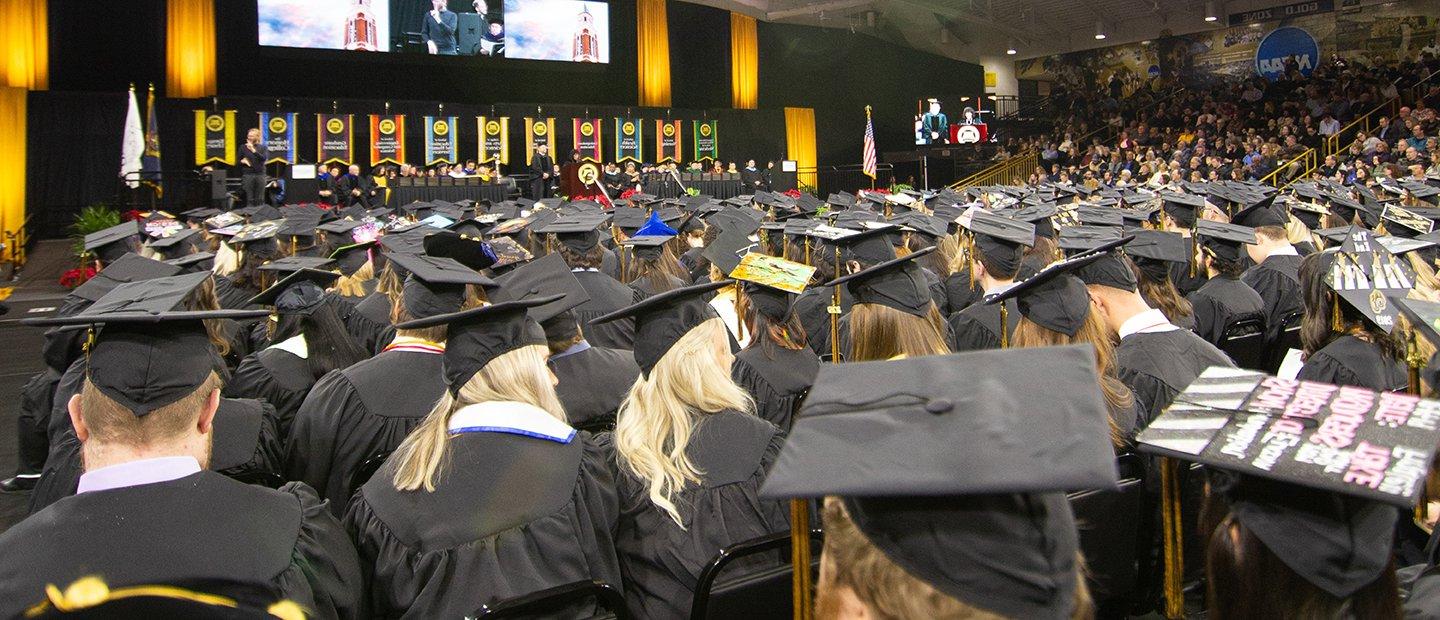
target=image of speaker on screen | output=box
[915,98,949,145]
[460,0,505,56]
[421,0,459,54]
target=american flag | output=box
[861,106,877,180]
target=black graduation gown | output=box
[1138,289,1199,332]
[680,246,709,283]
[1116,328,1236,425]
[225,346,316,442]
[1241,254,1304,341]
[628,274,689,299]
[946,298,1021,353]
[731,346,819,432]
[286,348,446,513]
[330,292,394,356]
[1186,276,1265,345]
[920,266,949,316]
[28,398,285,515]
[0,472,363,619]
[344,420,621,618]
[600,247,623,280]
[215,275,260,310]
[943,271,984,315]
[1296,334,1408,392]
[573,270,640,350]
[793,286,853,357]
[605,410,791,619]
[1169,258,1209,297]
[551,345,640,429]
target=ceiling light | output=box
[1006,39,1017,55]
[1204,1,1218,22]
[1094,20,1107,40]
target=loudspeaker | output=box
[209,170,229,200]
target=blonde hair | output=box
[614,318,755,527]
[390,345,565,492]
[79,372,222,447]
[331,259,376,298]
[819,497,1094,620]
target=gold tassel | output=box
[790,499,814,620]
[804,237,812,266]
[1332,292,1344,332]
[1160,458,1184,619]
[1188,234,1197,278]
[999,303,1009,349]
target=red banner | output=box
[369,114,406,166]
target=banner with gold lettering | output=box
[478,116,509,165]
[258,112,296,164]
[424,116,458,166]
[693,119,718,163]
[193,110,236,166]
[656,119,682,163]
[369,114,406,166]
[524,117,555,167]
[615,117,642,163]
[317,113,353,166]
[572,118,602,162]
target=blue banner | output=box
[258,112,297,164]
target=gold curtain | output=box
[730,12,757,110]
[784,107,816,190]
[636,0,671,107]
[0,88,25,252]
[1,0,48,90]
[167,0,216,98]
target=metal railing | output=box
[796,164,895,197]
[1323,68,1439,157]
[1260,147,1318,189]
[949,152,1038,190]
[3,214,31,271]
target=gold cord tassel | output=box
[804,237,812,266]
[790,499,814,620]
[999,303,1009,349]
[1160,458,1184,619]
[1332,293,1344,333]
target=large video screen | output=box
[257,0,609,63]
[914,98,989,146]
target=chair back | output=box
[1067,452,1146,614]
[474,580,629,619]
[1263,309,1305,373]
[690,530,823,620]
[348,449,394,500]
[1218,315,1267,371]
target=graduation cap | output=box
[705,209,762,237]
[143,228,203,259]
[828,224,901,266]
[822,247,937,318]
[1230,195,1288,229]
[623,235,677,261]
[316,218,365,236]
[1160,192,1205,227]
[1136,366,1440,598]
[486,236,535,271]
[535,215,608,253]
[1324,226,1415,332]
[422,230,497,271]
[590,280,730,376]
[385,251,495,320]
[1286,197,1330,230]
[1382,204,1434,238]
[1058,225,1123,254]
[760,345,1118,618]
[611,207,648,232]
[276,216,320,240]
[733,253,814,321]
[703,227,759,276]
[234,204,282,221]
[890,212,948,241]
[71,253,182,303]
[1076,206,1123,228]
[396,296,562,395]
[22,284,269,416]
[376,227,438,256]
[228,220,283,246]
[329,241,376,276]
[179,206,220,222]
[489,253,590,326]
[1070,234,1137,292]
[634,212,679,237]
[245,268,340,314]
[1007,202,1059,239]
[83,220,142,262]
[1378,234,1439,256]
[1195,220,1257,262]
[257,255,336,274]
[985,240,1126,337]
[1328,195,1373,225]
[1126,229,1189,265]
[164,251,215,273]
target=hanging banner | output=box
[193,109,236,166]
[615,117,642,163]
[424,116,459,166]
[572,118,603,162]
[258,112,296,164]
[693,119,718,162]
[524,117,555,167]
[478,116,510,165]
[369,114,406,166]
[656,119,682,163]
[317,113,354,166]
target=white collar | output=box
[1264,245,1300,259]
[983,281,1015,296]
[570,268,600,273]
[448,401,576,444]
[77,456,202,495]
[268,334,308,359]
[1119,308,1179,340]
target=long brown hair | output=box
[1127,255,1192,324]
[1012,312,1130,450]
[1298,251,1403,359]
[848,303,950,361]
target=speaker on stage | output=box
[209,169,229,201]
[770,160,798,193]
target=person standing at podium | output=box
[530,144,554,199]
[240,128,267,208]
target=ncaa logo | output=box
[1255,26,1318,80]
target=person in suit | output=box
[339,164,379,209]
[422,0,459,55]
[918,99,949,145]
[530,144,554,199]
[239,128,267,207]
[317,165,342,206]
[740,159,766,191]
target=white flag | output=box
[120,88,143,188]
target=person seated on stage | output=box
[590,281,790,618]
[462,159,477,175]
[740,159,766,190]
[476,162,495,182]
[603,161,626,195]
[711,160,726,175]
[317,165,342,206]
[0,307,363,618]
[624,161,642,187]
[338,163,380,209]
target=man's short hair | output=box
[79,371,221,447]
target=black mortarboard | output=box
[829,224,900,266]
[180,207,220,222]
[986,241,1125,336]
[1195,220,1257,262]
[143,228,202,256]
[822,247,937,317]
[702,228,758,276]
[1076,206,1122,227]
[590,280,730,376]
[329,241,376,276]
[890,212,948,241]
[385,252,495,320]
[1324,226,1414,332]
[1160,193,1205,227]
[71,253,182,302]
[245,268,340,314]
[164,252,215,273]
[965,212,1034,276]
[1135,366,1440,597]
[1071,235,1138,292]
[396,296,561,395]
[258,256,336,274]
[536,215,607,253]
[1009,203,1059,238]
[1125,229,1189,264]
[623,234,677,261]
[612,207,648,231]
[760,345,1118,618]
[489,253,590,324]
[377,226,440,256]
[1231,195,1288,228]
[317,218,365,236]
[423,230,497,271]
[83,221,142,261]
[1058,225,1123,254]
[277,216,319,239]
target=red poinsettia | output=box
[619,188,640,200]
[59,265,98,289]
[782,189,803,199]
[571,193,613,208]
[123,210,144,222]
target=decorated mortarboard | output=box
[1324,226,1415,332]
[419,214,456,229]
[423,230,497,271]
[489,253,590,324]
[486,236,535,270]
[203,211,244,231]
[590,280,731,376]
[329,241,376,276]
[760,345,1117,618]
[144,227,201,251]
[384,251,496,320]
[257,256,336,274]
[245,268,341,314]
[1137,366,1440,597]
[1194,219,1257,262]
[71,253,182,302]
[822,247,937,317]
[1058,225,1124,254]
[985,238,1128,337]
[228,220,284,245]
[733,253,814,321]
[622,235,677,261]
[396,295,564,395]
[1375,234,1438,256]
[633,212,679,237]
[1382,204,1434,238]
